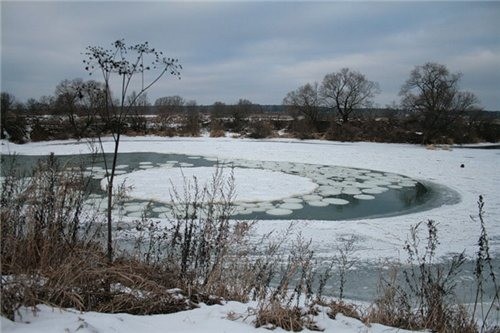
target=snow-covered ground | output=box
[1,136,499,332]
[1,302,415,333]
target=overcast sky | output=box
[1,1,499,110]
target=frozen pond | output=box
[2,152,459,221]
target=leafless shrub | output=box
[246,224,297,302]
[209,119,226,137]
[164,166,237,288]
[119,165,258,302]
[181,109,201,136]
[366,220,476,332]
[252,230,338,331]
[269,233,315,308]
[333,235,359,301]
[247,120,273,139]
[290,118,319,140]
[365,265,419,329]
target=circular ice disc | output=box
[342,187,362,195]
[266,208,293,216]
[362,187,387,194]
[279,203,304,210]
[302,194,322,201]
[354,194,376,200]
[323,198,350,205]
[307,200,329,207]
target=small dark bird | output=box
[460,164,464,168]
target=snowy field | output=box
[1,136,499,332]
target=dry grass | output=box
[1,156,257,320]
[255,301,308,332]
[0,154,195,319]
[2,249,196,318]
[327,300,361,321]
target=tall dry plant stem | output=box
[472,195,500,332]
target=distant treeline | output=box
[82,104,500,119]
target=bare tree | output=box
[283,82,321,130]
[211,101,227,119]
[54,78,106,138]
[231,98,252,132]
[154,95,184,131]
[183,99,200,136]
[154,95,185,113]
[1,92,27,142]
[25,95,55,116]
[83,39,181,262]
[127,91,151,133]
[400,62,479,144]
[1,92,16,139]
[320,68,380,123]
[127,90,151,107]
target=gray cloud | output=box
[2,1,499,110]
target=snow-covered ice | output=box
[2,136,499,260]
[106,166,318,203]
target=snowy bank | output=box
[2,302,415,333]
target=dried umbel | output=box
[82,40,182,262]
